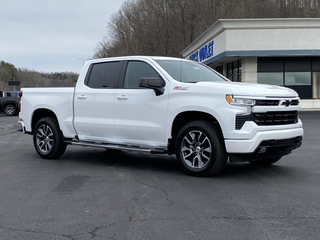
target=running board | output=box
[66,140,167,154]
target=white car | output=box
[18,56,303,176]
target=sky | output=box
[0,0,127,73]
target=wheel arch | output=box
[2,101,18,112]
[168,111,224,154]
[31,109,60,134]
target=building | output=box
[181,18,320,110]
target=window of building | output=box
[257,72,283,86]
[227,60,241,82]
[215,65,223,74]
[257,57,318,99]
[258,57,284,72]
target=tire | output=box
[4,104,16,116]
[249,157,281,166]
[33,117,67,159]
[175,120,227,177]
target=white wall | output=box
[300,100,320,110]
[241,57,257,83]
[227,29,320,51]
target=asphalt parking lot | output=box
[0,112,319,240]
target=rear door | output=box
[73,60,123,142]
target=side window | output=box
[124,61,160,88]
[86,61,122,89]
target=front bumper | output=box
[225,127,303,162]
[228,136,302,162]
[225,127,303,153]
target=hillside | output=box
[0,61,78,91]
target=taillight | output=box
[19,91,22,112]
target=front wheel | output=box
[175,121,227,177]
[33,117,67,159]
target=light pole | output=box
[78,59,85,65]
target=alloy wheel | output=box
[180,130,212,169]
[36,124,54,153]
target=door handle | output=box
[117,95,128,100]
[78,94,87,99]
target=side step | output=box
[66,140,167,154]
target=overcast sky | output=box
[0,0,126,73]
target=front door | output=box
[114,61,169,146]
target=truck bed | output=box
[19,87,76,138]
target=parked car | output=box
[0,91,20,116]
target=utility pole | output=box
[78,59,85,65]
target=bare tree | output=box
[93,0,320,59]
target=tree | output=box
[0,61,79,90]
[94,0,320,58]
[0,61,17,82]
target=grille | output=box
[255,100,280,106]
[236,111,299,130]
[291,100,299,105]
[281,99,299,106]
[255,99,299,106]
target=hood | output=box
[197,81,298,98]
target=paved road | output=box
[0,112,319,239]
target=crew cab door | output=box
[73,61,123,141]
[114,60,169,146]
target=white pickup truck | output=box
[18,56,303,176]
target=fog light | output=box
[258,147,267,154]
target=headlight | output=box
[226,95,256,106]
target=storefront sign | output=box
[190,40,214,62]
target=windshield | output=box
[155,59,227,83]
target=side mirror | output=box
[139,77,165,96]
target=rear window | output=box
[86,61,122,88]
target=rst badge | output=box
[173,86,189,90]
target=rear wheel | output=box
[33,117,67,159]
[175,120,227,177]
[4,104,16,116]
